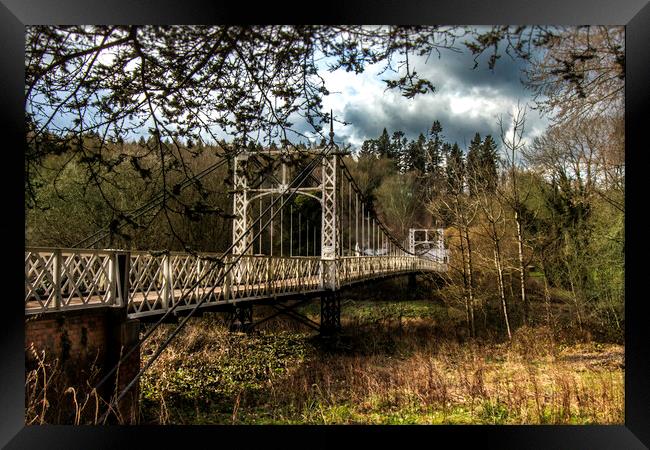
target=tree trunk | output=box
[493,232,511,340]
[458,221,473,334]
[457,226,472,336]
[514,210,528,324]
[542,265,553,330]
[463,225,476,338]
[567,269,583,332]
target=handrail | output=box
[25,247,444,318]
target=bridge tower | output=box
[232,153,252,255]
[230,113,343,333]
[319,117,341,333]
[408,228,448,264]
[320,118,339,291]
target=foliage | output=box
[137,287,624,425]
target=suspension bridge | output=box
[24,124,448,422]
[25,126,448,331]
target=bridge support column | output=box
[320,146,339,291]
[24,305,141,424]
[320,292,341,335]
[408,272,417,294]
[232,154,252,256]
[104,307,141,424]
[229,303,253,333]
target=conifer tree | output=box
[359,139,376,157]
[376,128,391,158]
[391,130,408,172]
[404,134,426,173]
[446,142,465,195]
[466,132,482,196]
[480,134,499,193]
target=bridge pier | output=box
[408,272,417,292]
[229,303,254,333]
[320,292,341,335]
[24,305,140,424]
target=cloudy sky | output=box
[302,35,549,153]
[37,27,551,156]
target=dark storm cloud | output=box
[287,33,548,152]
[325,43,548,152]
[421,45,532,100]
[343,96,503,150]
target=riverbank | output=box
[139,297,624,425]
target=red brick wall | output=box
[25,308,109,366]
[25,307,141,423]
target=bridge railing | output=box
[339,256,444,285]
[126,253,324,317]
[25,247,125,313]
[26,247,445,316]
[127,250,225,317]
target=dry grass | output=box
[140,309,624,425]
[26,279,623,425]
[25,343,132,425]
[256,324,623,424]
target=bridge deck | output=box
[25,248,445,319]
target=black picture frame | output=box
[1,1,648,448]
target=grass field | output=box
[139,282,624,425]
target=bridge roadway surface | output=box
[25,249,445,320]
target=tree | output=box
[465,133,514,339]
[391,130,408,173]
[446,143,465,195]
[466,133,482,196]
[480,135,499,194]
[359,139,377,158]
[524,116,624,332]
[466,26,624,123]
[376,128,392,158]
[404,134,426,173]
[475,183,512,340]
[432,143,477,337]
[375,173,419,242]
[346,154,395,204]
[425,121,443,175]
[422,121,445,201]
[498,104,531,325]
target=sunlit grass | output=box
[138,297,624,425]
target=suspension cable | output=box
[73,151,235,249]
[339,158,421,256]
[96,143,337,422]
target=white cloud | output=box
[314,51,549,150]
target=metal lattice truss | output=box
[320,152,338,290]
[231,150,324,256]
[232,154,251,255]
[231,149,340,288]
[25,248,443,318]
[408,228,449,264]
[339,255,446,284]
[25,248,123,312]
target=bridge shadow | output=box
[310,315,470,357]
[249,275,463,357]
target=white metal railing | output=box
[338,256,445,285]
[25,247,125,313]
[26,247,445,318]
